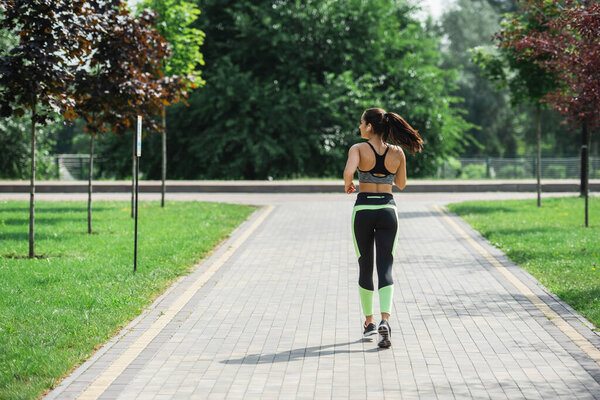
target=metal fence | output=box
[436,157,600,179]
[54,154,600,180]
[56,154,104,180]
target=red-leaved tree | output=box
[501,0,600,226]
[74,1,186,221]
[0,0,98,257]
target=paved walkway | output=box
[41,193,600,399]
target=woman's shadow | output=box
[221,338,385,365]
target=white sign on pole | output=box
[136,115,142,156]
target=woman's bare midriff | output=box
[358,182,393,194]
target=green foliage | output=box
[137,0,205,87]
[438,0,516,156]
[445,157,463,178]
[471,45,554,108]
[497,164,526,178]
[469,2,556,116]
[0,112,61,180]
[460,163,487,179]
[485,0,517,13]
[437,0,576,157]
[101,0,470,179]
[545,164,566,179]
[0,200,255,399]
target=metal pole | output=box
[134,154,139,272]
[29,102,36,258]
[536,104,542,207]
[134,115,142,272]
[131,130,135,218]
[161,107,166,208]
[583,144,589,228]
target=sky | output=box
[417,0,454,20]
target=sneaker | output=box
[363,322,377,337]
[377,320,392,348]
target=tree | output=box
[74,1,181,220]
[0,1,96,257]
[136,0,205,208]
[0,24,60,180]
[436,0,576,161]
[111,0,471,180]
[472,5,556,207]
[438,0,517,156]
[502,0,600,226]
[81,0,182,217]
[486,0,518,13]
[72,1,117,234]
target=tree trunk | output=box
[536,104,542,207]
[29,103,36,258]
[132,128,135,218]
[88,133,95,234]
[161,106,166,208]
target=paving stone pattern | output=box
[46,196,600,399]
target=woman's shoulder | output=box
[387,144,405,155]
[386,145,406,164]
[350,142,369,152]
[348,142,365,157]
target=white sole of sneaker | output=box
[363,330,378,337]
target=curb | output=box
[1,179,598,193]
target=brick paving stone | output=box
[42,193,600,399]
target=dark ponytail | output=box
[363,107,423,154]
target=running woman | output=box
[343,107,423,348]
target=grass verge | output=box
[0,200,256,399]
[447,196,599,330]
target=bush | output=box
[437,157,462,178]
[497,165,527,178]
[460,163,487,179]
[545,165,567,179]
[0,112,61,180]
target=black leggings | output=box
[352,192,398,315]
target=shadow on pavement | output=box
[221,338,387,364]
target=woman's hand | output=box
[343,145,360,194]
[345,182,356,194]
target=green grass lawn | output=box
[447,196,599,330]
[0,200,256,400]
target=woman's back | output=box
[356,142,404,194]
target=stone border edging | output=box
[1,179,598,193]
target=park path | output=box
[43,193,600,399]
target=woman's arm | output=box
[394,148,407,190]
[343,144,360,194]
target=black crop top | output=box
[357,142,396,184]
